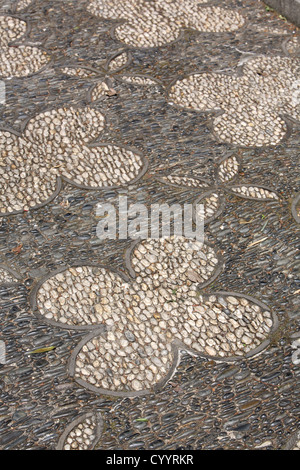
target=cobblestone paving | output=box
[0,0,299,451]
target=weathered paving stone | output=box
[0,0,299,452]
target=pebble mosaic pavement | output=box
[0,0,299,451]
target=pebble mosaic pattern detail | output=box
[0,15,49,78]
[88,0,245,48]
[159,155,280,224]
[0,268,15,284]
[0,0,299,452]
[57,412,103,450]
[33,236,277,395]
[169,56,300,147]
[0,107,147,214]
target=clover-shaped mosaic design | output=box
[0,15,49,78]
[169,55,300,147]
[0,106,148,215]
[88,0,245,48]
[31,235,278,397]
[157,154,280,224]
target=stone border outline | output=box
[124,236,225,287]
[29,261,132,331]
[67,290,278,397]
[29,236,224,331]
[291,193,300,223]
[225,183,281,201]
[166,55,297,149]
[104,49,133,73]
[215,152,241,184]
[105,2,247,51]
[109,22,186,51]
[56,411,104,450]
[0,176,63,218]
[192,188,226,225]
[0,105,149,216]
[0,12,52,79]
[115,73,164,88]
[0,263,23,284]
[155,175,211,190]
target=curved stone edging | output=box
[56,411,104,450]
[291,193,300,223]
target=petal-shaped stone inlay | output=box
[217,155,240,183]
[193,190,225,224]
[88,0,244,48]
[291,194,300,224]
[32,236,277,396]
[0,107,148,215]
[0,15,49,78]
[158,174,210,190]
[227,185,280,201]
[169,56,300,147]
[56,412,103,450]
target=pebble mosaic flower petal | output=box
[56,412,103,450]
[158,155,280,225]
[0,15,49,78]
[291,194,300,224]
[31,236,278,396]
[0,106,148,215]
[88,0,245,48]
[168,56,300,147]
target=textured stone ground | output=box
[0,0,299,450]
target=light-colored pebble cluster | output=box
[0,16,49,78]
[88,0,244,48]
[37,266,127,326]
[107,52,130,71]
[36,236,274,394]
[62,415,97,450]
[218,156,239,182]
[15,0,33,9]
[160,175,210,189]
[62,67,97,78]
[0,268,15,284]
[229,186,279,200]
[0,106,146,214]
[292,434,300,450]
[120,75,159,86]
[90,81,111,100]
[284,36,300,56]
[169,56,300,146]
[195,192,222,222]
[193,294,273,357]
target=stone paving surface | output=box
[0,0,299,451]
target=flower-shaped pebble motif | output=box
[0,106,148,215]
[31,236,278,396]
[169,55,300,147]
[88,0,245,48]
[0,15,49,78]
